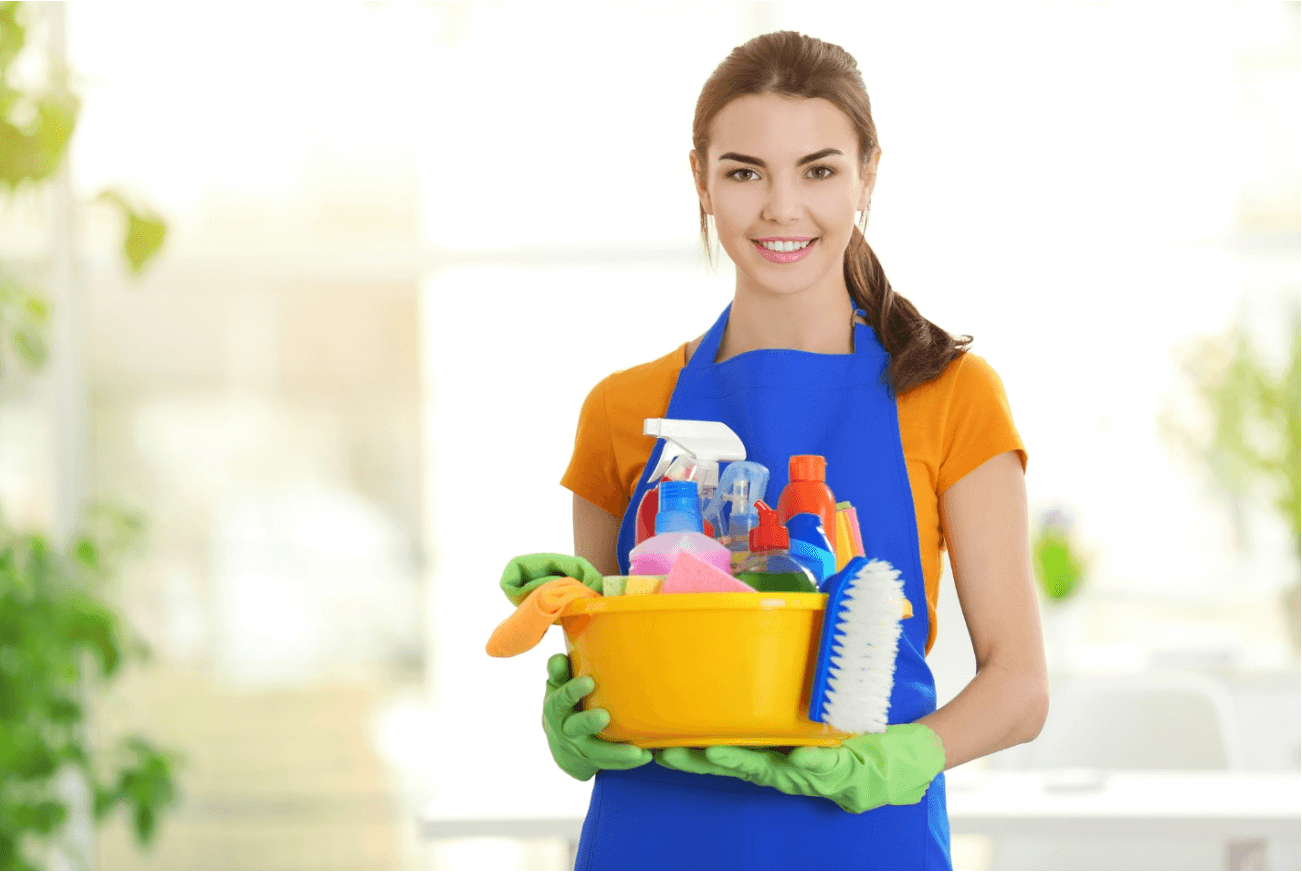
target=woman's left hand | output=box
[653,723,946,813]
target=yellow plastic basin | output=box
[559,592,852,749]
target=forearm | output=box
[917,661,1048,770]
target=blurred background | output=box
[0,1,1296,870]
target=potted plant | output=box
[1030,505,1095,674]
[1159,304,1302,653]
[0,3,179,867]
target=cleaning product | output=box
[735,501,818,593]
[785,512,837,586]
[660,550,756,594]
[634,419,747,544]
[630,530,731,576]
[629,480,732,575]
[777,455,838,537]
[702,460,769,550]
[807,557,909,733]
[703,458,770,572]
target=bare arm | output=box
[573,493,622,576]
[918,450,1050,769]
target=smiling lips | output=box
[753,236,817,264]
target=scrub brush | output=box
[808,556,907,734]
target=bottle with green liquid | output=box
[735,501,818,593]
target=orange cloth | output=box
[485,577,599,658]
[561,346,1027,656]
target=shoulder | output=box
[948,351,1005,389]
[579,343,689,429]
[944,352,1016,417]
[917,350,1019,430]
[603,343,689,394]
[899,351,1005,403]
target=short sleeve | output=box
[936,354,1028,494]
[561,377,628,519]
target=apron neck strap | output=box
[687,301,878,369]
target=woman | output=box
[539,31,1047,870]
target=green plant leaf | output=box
[0,2,26,81]
[110,737,180,846]
[123,212,166,274]
[18,292,45,322]
[92,783,119,820]
[10,740,56,779]
[0,673,17,718]
[11,800,65,836]
[96,189,167,275]
[0,828,28,871]
[62,593,121,677]
[0,92,78,192]
[10,324,46,367]
[70,537,98,572]
[46,695,80,723]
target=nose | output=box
[761,174,801,225]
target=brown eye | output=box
[727,169,759,182]
[808,165,835,180]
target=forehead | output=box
[708,93,859,163]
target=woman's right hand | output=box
[543,653,651,781]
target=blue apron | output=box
[575,303,950,871]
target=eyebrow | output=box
[717,148,844,169]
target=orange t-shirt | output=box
[561,344,1028,655]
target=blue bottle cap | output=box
[656,480,702,534]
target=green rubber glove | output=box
[653,723,946,813]
[501,553,604,606]
[543,653,652,781]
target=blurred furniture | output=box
[948,769,1300,871]
[988,672,1251,870]
[420,770,1300,872]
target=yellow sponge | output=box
[624,576,665,595]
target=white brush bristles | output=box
[820,559,905,735]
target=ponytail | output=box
[844,223,972,397]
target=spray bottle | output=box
[634,418,747,545]
[701,460,769,570]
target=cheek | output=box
[814,194,861,234]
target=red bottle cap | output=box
[789,455,827,482]
[749,500,789,551]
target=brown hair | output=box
[691,31,972,396]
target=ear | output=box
[857,148,881,211]
[689,150,713,216]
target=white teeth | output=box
[760,239,812,252]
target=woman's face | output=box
[691,93,878,303]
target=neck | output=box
[716,285,857,363]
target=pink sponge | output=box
[660,550,755,594]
